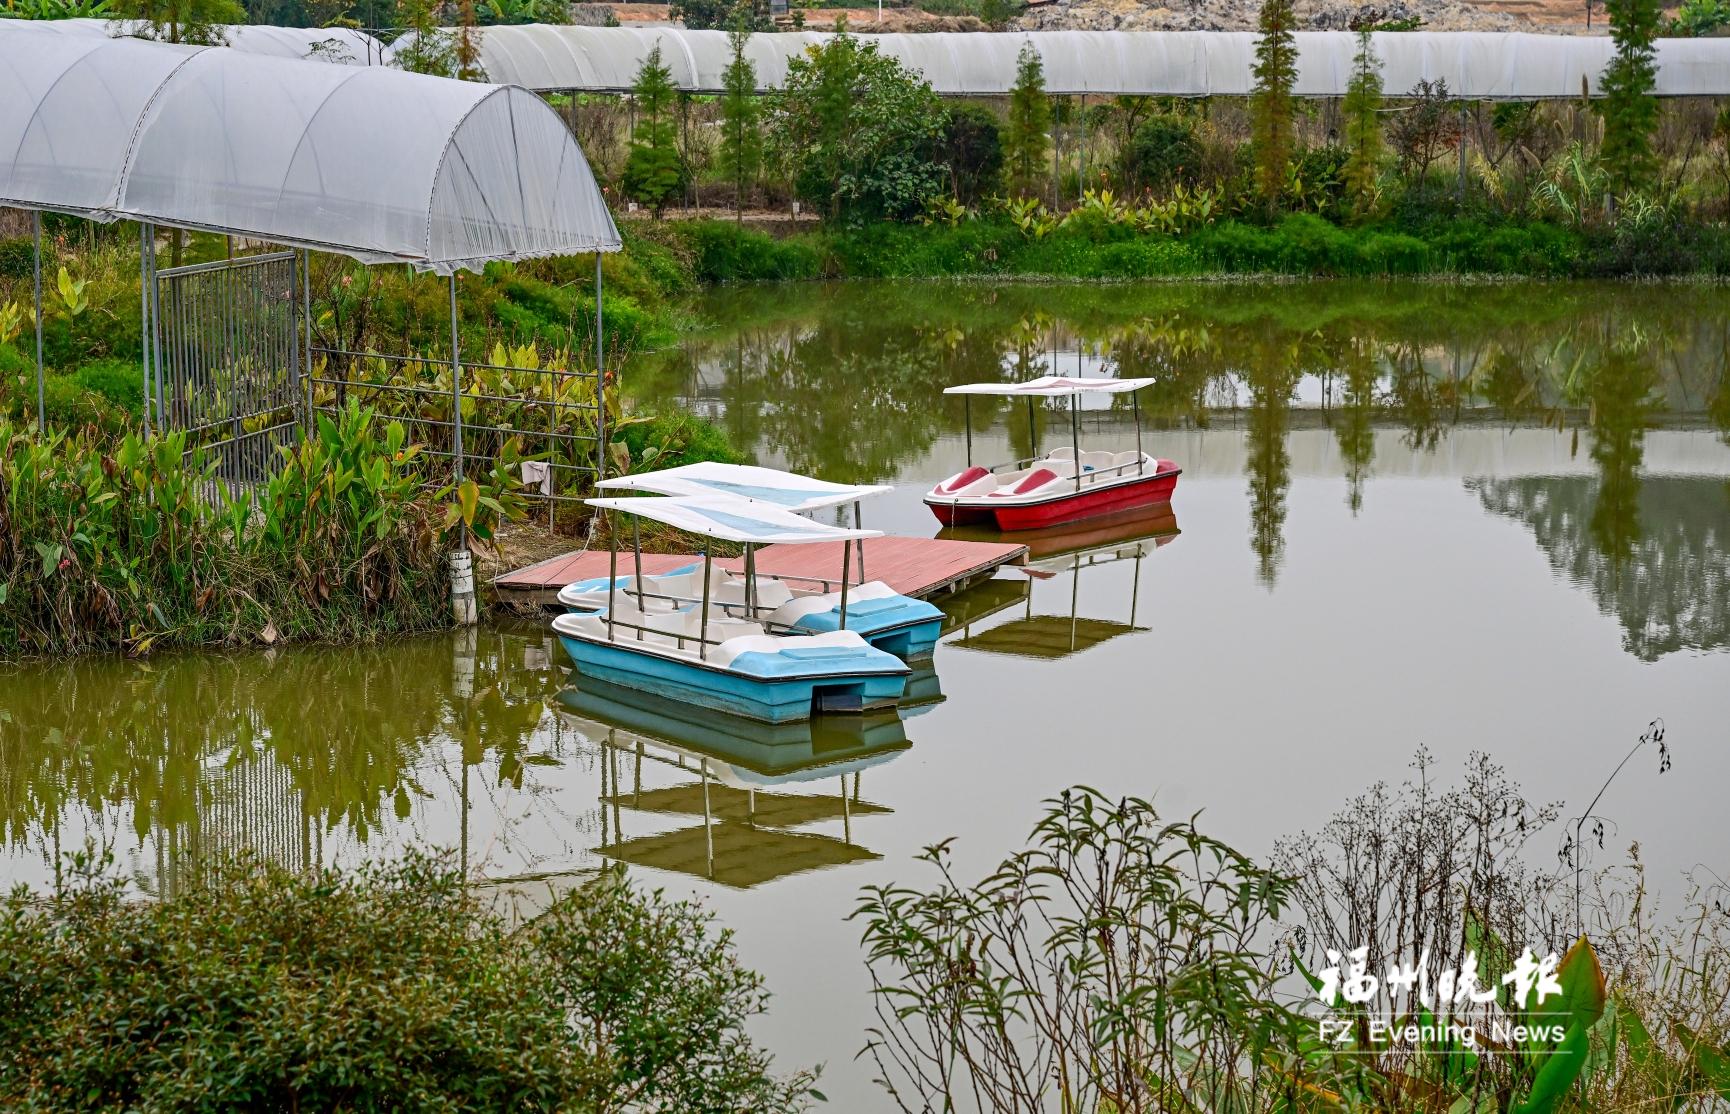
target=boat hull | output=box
[557,634,908,724]
[925,468,1181,531]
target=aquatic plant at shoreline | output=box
[858,757,1730,1113]
[0,852,819,1113]
[0,404,482,658]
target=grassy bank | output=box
[658,210,1730,285]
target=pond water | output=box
[4,279,1729,1106]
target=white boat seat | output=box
[1046,447,1077,460]
[704,618,766,644]
[1114,450,1144,468]
[1081,450,1117,472]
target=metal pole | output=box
[148,226,164,430]
[699,548,713,661]
[32,212,43,430]
[1133,391,1144,474]
[852,500,866,583]
[701,759,714,879]
[1026,396,1037,458]
[448,273,464,484]
[839,535,851,631]
[744,543,757,615]
[594,252,606,482]
[963,395,972,464]
[139,224,153,435]
[606,509,618,643]
[1071,394,1081,493]
[632,517,645,609]
[300,249,312,437]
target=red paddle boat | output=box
[925,376,1180,531]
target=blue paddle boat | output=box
[552,496,911,724]
[560,463,943,659]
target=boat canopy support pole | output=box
[606,508,618,643]
[744,543,757,615]
[963,395,972,464]
[853,500,866,583]
[1071,395,1081,493]
[699,548,712,661]
[1027,396,1037,459]
[632,517,645,610]
[839,537,851,631]
[1133,391,1144,473]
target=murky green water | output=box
[5,280,1728,1105]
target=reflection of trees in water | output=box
[1585,351,1662,564]
[1331,341,1380,516]
[638,281,1727,580]
[0,629,563,890]
[1244,355,1299,589]
[1471,475,1730,661]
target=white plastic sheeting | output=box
[438,25,1730,98]
[0,23,619,272]
[0,17,392,65]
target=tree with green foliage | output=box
[766,24,946,223]
[1004,42,1052,200]
[933,104,1005,206]
[715,21,763,222]
[1250,0,1299,207]
[392,0,456,77]
[1598,0,1662,197]
[623,43,686,219]
[1119,113,1201,194]
[1341,30,1385,217]
[977,0,1018,29]
[671,0,767,27]
[107,0,241,43]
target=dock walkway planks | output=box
[493,535,1027,606]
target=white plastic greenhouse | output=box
[0,16,393,65]
[429,25,1730,98]
[0,21,619,270]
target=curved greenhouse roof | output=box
[438,25,1730,98]
[0,17,392,65]
[0,23,618,272]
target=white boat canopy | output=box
[587,496,881,545]
[4,18,393,65]
[597,462,891,513]
[945,376,1158,397]
[416,25,1730,99]
[0,22,618,272]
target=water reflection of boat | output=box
[950,509,1178,660]
[940,503,1180,563]
[926,377,1180,530]
[555,679,911,888]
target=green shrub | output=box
[1120,113,1203,194]
[39,376,130,434]
[0,404,455,657]
[0,852,816,1113]
[68,357,144,415]
[0,238,43,282]
[614,409,744,474]
[676,221,826,283]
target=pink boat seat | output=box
[993,467,1061,496]
[937,465,990,494]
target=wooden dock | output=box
[492,535,1028,607]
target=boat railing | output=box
[980,455,1156,480]
[594,586,846,635]
[599,614,730,658]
